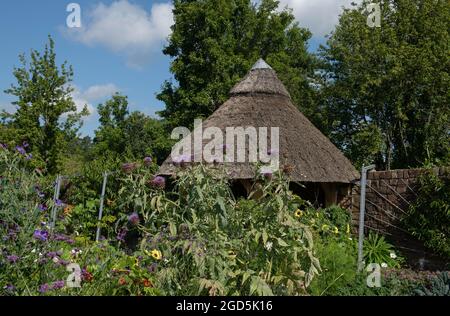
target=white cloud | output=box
[66,0,174,68]
[71,83,120,120]
[0,102,15,114]
[278,0,362,37]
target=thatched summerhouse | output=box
[159,59,359,206]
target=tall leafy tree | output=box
[320,0,449,169]
[3,36,88,173]
[93,94,172,163]
[157,0,318,129]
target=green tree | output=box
[320,0,450,169]
[3,36,88,173]
[93,94,172,163]
[157,0,318,129]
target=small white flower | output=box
[39,252,43,257]
[33,259,38,263]
[31,249,36,254]
[52,257,59,263]
[381,262,388,268]
[390,252,397,259]
[348,237,353,241]
[265,241,273,251]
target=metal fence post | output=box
[357,164,376,271]
[96,172,109,242]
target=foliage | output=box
[2,36,88,174]
[320,0,450,169]
[157,0,318,129]
[404,170,450,258]
[309,238,358,296]
[116,164,321,295]
[415,272,450,296]
[93,94,173,164]
[363,233,404,268]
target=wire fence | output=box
[49,171,122,242]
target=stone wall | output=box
[350,166,449,270]
[351,167,448,235]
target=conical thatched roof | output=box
[159,59,359,183]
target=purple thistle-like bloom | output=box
[150,176,166,189]
[55,199,64,207]
[33,229,49,242]
[15,146,26,155]
[25,153,33,160]
[122,162,138,174]
[51,280,65,290]
[22,141,29,148]
[144,156,153,166]
[39,284,50,293]
[38,204,48,211]
[128,212,140,226]
[117,227,128,242]
[0,143,7,150]
[7,255,19,264]
[260,169,273,180]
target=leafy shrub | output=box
[117,165,321,295]
[363,233,404,268]
[309,238,357,296]
[404,170,450,258]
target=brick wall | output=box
[351,167,449,235]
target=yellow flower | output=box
[294,209,303,218]
[333,226,339,234]
[346,224,351,235]
[321,224,329,231]
[146,249,162,260]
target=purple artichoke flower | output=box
[122,162,137,174]
[128,212,140,226]
[260,170,273,180]
[7,255,19,264]
[33,230,49,242]
[117,227,128,242]
[144,156,153,166]
[150,176,166,189]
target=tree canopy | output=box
[157,0,318,129]
[2,36,88,173]
[319,0,449,169]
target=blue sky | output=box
[0,0,358,136]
